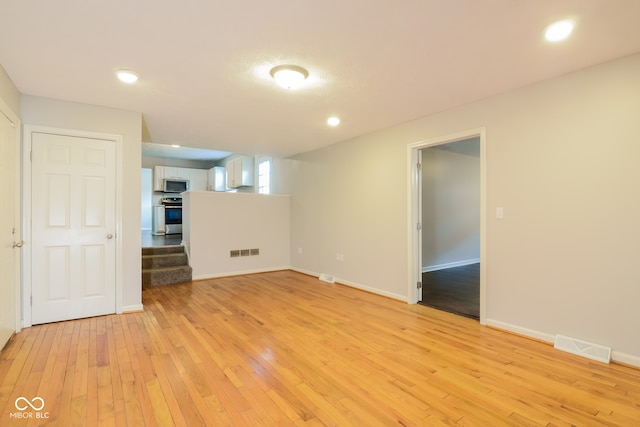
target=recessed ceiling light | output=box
[544,19,574,42]
[116,69,138,84]
[327,117,340,127]
[270,65,308,89]
[171,144,180,148]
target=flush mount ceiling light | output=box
[116,69,138,84]
[327,117,340,127]
[270,65,308,89]
[544,19,574,42]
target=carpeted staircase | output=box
[142,246,192,287]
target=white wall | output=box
[0,66,21,344]
[421,146,480,269]
[182,191,290,279]
[288,53,640,365]
[141,156,215,170]
[0,66,20,115]
[21,95,142,311]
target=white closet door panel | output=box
[31,132,117,325]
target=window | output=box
[257,156,271,194]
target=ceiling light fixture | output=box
[327,117,340,127]
[544,19,574,42]
[116,69,138,84]
[270,65,308,89]
[171,144,180,148]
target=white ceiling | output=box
[2,1,640,159]
[142,142,230,161]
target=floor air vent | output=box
[319,273,335,283]
[554,334,611,363]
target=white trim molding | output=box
[486,318,640,368]
[407,127,487,325]
[289,267,407,302]
[22,125,124,327]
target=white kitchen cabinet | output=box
[152,206,166,235]
[188,169,208,191]
[207,166,226,191]
[153,165,194,191]
[153,166,166,191]
[164,166,182,178]
[226,156,254,188]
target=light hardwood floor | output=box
[1,270,639,426]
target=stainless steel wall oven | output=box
[161,197,182,234]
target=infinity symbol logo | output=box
[15,397,45,411]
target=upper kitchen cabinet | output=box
[153,166,186,191]
[208,166,226,191]
[187,169,208,191]
[153,165,208,191]
[226,156,254,188]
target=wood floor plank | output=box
[1,270,640,426]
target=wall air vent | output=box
[230,248,260,257]
[554,334,611,364]
[319,273,335,284]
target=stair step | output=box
[142,253,188,268]
[142,245,185,256]
[142,265,193,287]
[142,245,192,287]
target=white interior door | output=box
[0,109,20,347]
[31,132,117,325]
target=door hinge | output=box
[416,162,422,171]
[416,222,422,231]
[417,281,422,289]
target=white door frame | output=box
[22,125,124,328]
[0,100,22,337]
[407,127,487,325]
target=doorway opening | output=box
[407,129,486,324]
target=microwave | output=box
[163,178,189,193]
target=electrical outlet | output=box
[298,247,303,254]
[336,253,344,262]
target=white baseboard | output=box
[423,258,480,273]
[485,318,555,343]
[485,318,640,368]
[611,350,640,368]
[122,304,144,313]
[338,277,407,302]
[192,266,291,281]
[289,267,407,302]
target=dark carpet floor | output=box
[419,263,480,319]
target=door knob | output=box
[12,241,24,248]
[107,233,114,239]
